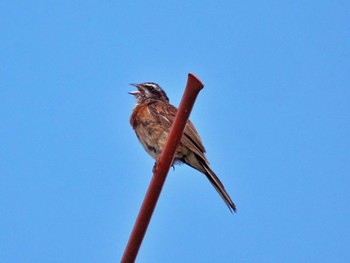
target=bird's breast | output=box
[130,103,168,159]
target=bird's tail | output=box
[182,153,236,212]
[201,163,237,213]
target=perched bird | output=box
[129,82,236,212]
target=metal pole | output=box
[121,73,204,263]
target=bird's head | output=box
[129,82,169,104]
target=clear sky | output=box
[1,1,349,262]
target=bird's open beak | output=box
[128,91,140,95]
[129,83,141,95]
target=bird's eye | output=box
[146,85,155,92]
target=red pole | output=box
[121,73,204,263]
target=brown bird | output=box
[129,82,236,212]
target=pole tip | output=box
[188,73,204,91]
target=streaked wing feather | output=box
[148,101,207,161]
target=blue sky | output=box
[1,1,349,262]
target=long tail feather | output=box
[201,163,236,213]
[181,153,236,212]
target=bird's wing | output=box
[148,101,207,159]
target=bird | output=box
[129,82,236,212]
